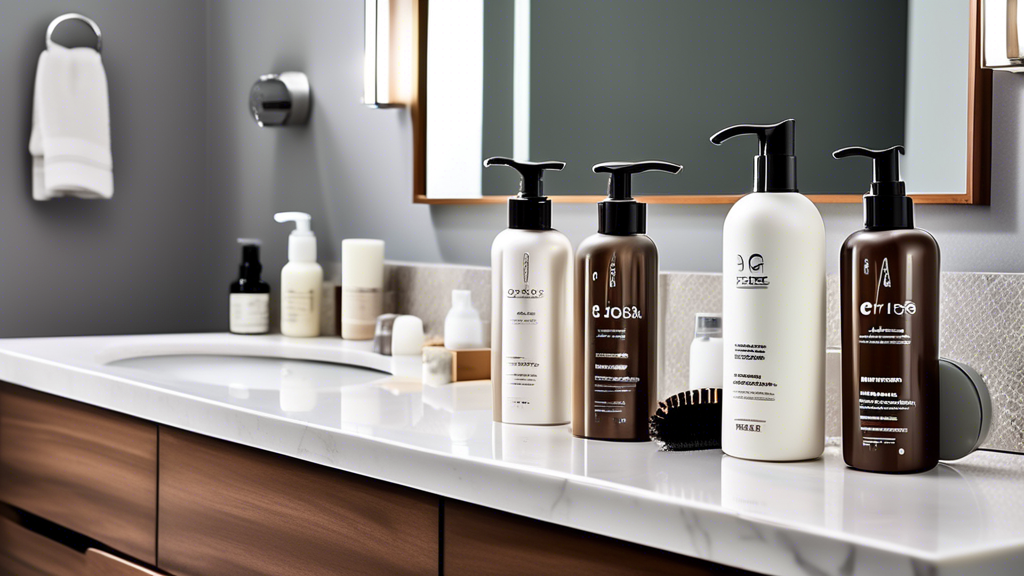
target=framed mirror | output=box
[410,0,990,205]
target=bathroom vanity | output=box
[0,334,1022,576]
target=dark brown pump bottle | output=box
[573,161,682,441]
[836,146,939,473]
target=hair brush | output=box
[649,388,722,451]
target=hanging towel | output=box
[28,43,113,200]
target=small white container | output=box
[444,290,485,350]
[391,315,425,356]
[342,239,385,340]
[688,313,723,391]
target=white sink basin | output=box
[109,354,387,391]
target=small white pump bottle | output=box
[274,212,323,337]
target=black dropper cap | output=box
[833,145,912,230]
[710,119,797,192]
[593,161,682,235]
[237,239,263,281]
[483,157,566,230]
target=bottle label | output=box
[230,293,269,334]
[722,236,825,457]
[342,287,382,337]
[283,288,317,325]
[502,251,549,417]
[848,254,935,461]
[580,251,654,439]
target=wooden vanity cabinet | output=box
[0,386,751,576]
[0,384,158,564]
[443,499,753,576]
[157,427,439,576]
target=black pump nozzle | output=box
[484,156,566,230]
[710,119,797,192]
[833,145,912,229]
[593,160,682,235]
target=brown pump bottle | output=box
[573,161,681,441]
[836,146,939,473]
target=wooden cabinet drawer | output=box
[158,427,439,576]
[0,514,86,576]
[443,500,755,576]
[0,384,158,564]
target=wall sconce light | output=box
[364,0,415,107]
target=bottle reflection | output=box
[278,362,318,413]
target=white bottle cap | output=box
[342,239,385,289]
[274,212,316,263]
[391,315,425,356]
[452,289,472,310]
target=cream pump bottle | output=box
[574,161,682,442]
[274,212,323,338]
[835,146,939,474]
[486,157,573,426]
[712,120,825,461]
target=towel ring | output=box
[46,13,102,52]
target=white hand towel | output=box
[29,44,113,200]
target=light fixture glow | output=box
[363,0,393,107]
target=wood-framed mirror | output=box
[407,0,991,205]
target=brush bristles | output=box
[649,388,723,451]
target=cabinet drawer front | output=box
[0,514,86,576]
[158,427,439,576]
[0,385,158,564]
[444,500,754,576]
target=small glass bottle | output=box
[230,239,271,335]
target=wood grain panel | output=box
[86,548,164,576]
[444,500,759,576]
[158,427,439,576]
[0,384,157,564]
[0,515,86,576]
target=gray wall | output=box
[210,0,1024,280]
[2,1,1021,339]
[0,0,230,337]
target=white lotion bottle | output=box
[341,239,385,340]
[485,157,573,426]
[274,212,323,338]
[711,120,825,461]
[688,313,723,391]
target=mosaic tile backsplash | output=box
[384,262,1024,454]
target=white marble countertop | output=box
[0,333,1022,576]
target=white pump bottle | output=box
[711,120,825,462]
[274,212,323,337]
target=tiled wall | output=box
[386,262,1024,454]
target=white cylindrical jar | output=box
[342,239,385,340]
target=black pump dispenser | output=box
[710,119,798,192]
[237,241,264,283]
[593,161,682,235]
[833,145,912,230]
[484,157,566,230]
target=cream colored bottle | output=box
[712,120,825,462]
[485,157,572,426]
[274,212,323,337]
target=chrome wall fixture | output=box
[249,72,311,127]
[46,13,102,52]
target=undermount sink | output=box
[109,354,387,391]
